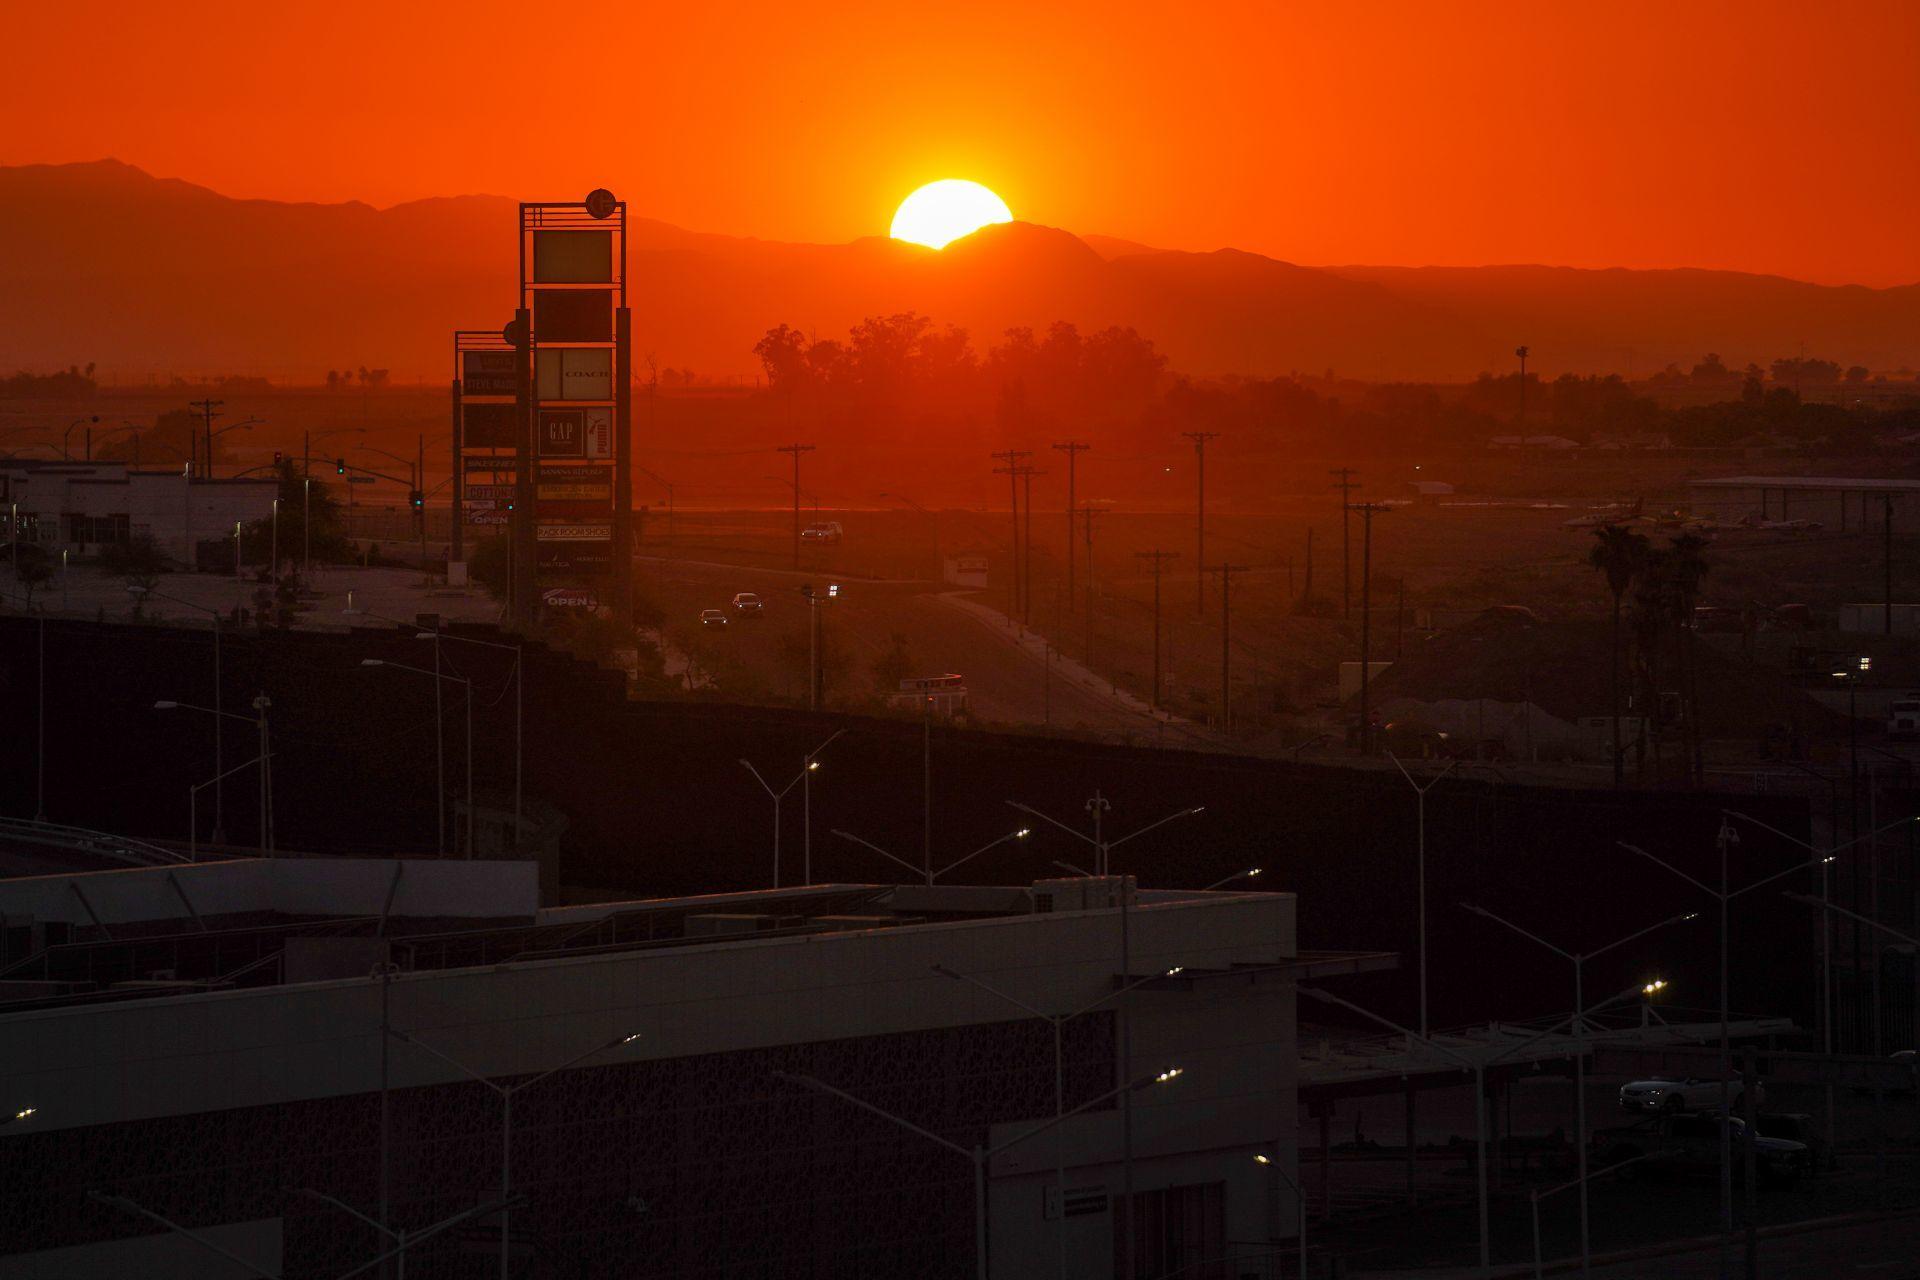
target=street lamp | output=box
[929,961,1184,1280]
[1252,1152,1308,1280]
[62,415,99,461]
[1459,902,1695,1277]
[833,827,1030,887]
[142,587,231,843]
[1007,793,1205,880]
[1617,816,1909,1262]
[4,1105,36,1126]
[1301,982,1653,1278]
[388,1028,641,1280]
[361,658,472,856]
[156,696,273,856]
[739,728,846,887]
[1389,752,1460,1038]
[1203,866,1261,891]
[774,1063,1185,1280]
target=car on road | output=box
[731,592,764,615]
[698,609,729,628]
[1594,1113,1808,1187]
[800,521,844,543]
[1619,1076,1763,1114]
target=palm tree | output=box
[1664,533,1712,784]
[1588,524,1650,787]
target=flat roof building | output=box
[0,459,276,565]
[0,858,1380,1279]
[1686,474,1920,532]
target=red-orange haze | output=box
[4,0,1917,286]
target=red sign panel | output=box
[461,351,518,396]
[462,401,520,449]
[532,289,612,343]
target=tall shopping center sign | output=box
[454,189,633,624]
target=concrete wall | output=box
[0,858,540,931]
[1,892,1297,1278]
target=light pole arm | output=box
[1107,806,1205,851]
[934,831,1025,881]
[87,1192,281,1280]
[1725,810,1917,861]
[386,1029,507,1097]
[157,701,257,725]
[1389,752,1458,792]
[1007,801,1097,848]
[986,1066,1185,1160]
[832,829,923,881]
[931,963,1054,1022]
[1729,850,1840,902]
[333,1194,526,1280]
[1784,892,1920,947]
[508,1034,639,1097]
[1298,986,1478,1072]
[1617,842,1719,900]
[286,1186,395,1240]
[1460,902,1575,962]
[774,1070,972,1159]
[1065,965,1185,1023]
[806,727,848,762]
[1583,911,1697,961]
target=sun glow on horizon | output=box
[890,180,1012,249]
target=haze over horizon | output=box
[6,0,1919,288]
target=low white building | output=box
[0,460,276,565]
[0,858,1383,1279]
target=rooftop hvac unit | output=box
[1031,875,1135,914]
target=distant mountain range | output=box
[3,160,1917,382]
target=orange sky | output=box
[8,0,1918,285]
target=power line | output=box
[776,443,815,568]
[1181,432,1219,616]
[991,450,1033,623]
[1206,562,1248,731]
[1134,549,1179,710]
[1347,502,1391,753]
[1330,467,1360,618]
[1052,441,1090,598]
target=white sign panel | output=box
[536,348,613,401]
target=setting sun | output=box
[889,179,1012,249]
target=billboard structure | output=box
[510,190,633,625]
[452,329,519,567]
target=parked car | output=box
[800,521,844,543]
[731,592,764,615]
[1594,1114,1807,1187]
[1619,1076,1763,1114]
[698,609,729,628]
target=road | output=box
[640,555,1182,737]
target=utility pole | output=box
[189,398,223,480]
[1182,432,1219,616]
[1516,345,1531,431]
[1081,507,1103,666]
[1330,468,1359,617]
[1209,563,1247,730]
[991,450,1032,622]
[1020,464,1044,624]
[1884,494,1895,636]
[1135,550,1179,709]
[1301,527,1315,607]
[777,443,815,569]
[1053,441,1089,597]
[1349,503,1390,753]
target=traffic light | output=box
[408,489,424,510]
[335,458,347,475]
[272,450,284,465]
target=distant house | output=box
[0,459,276,565]
[1488,434,1581,451]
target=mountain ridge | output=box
[3,160,1916,381]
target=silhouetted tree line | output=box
[754,322,1920,456]
[1,364,96,398]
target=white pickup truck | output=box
[800,521,843,543]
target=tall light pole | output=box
[156,697,272,856]
[1460,903,1695,1277]
[1516,345,1531,430]
[361,659,472,856]
[1134,550,1178,710]
[1051,441,1088,597]
[831,826,1030,887]
[1618,819,1907,1265]
[1389,753,1460,1038]
[388,1028,641,1280]
[1329,467,1359,618]
[775,1065,1185,1280]
[1348,502,1390,753]
[144,588,230,843]
[931,961,1187,1280]
[777,442,815,568]
[740,728,846,887]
